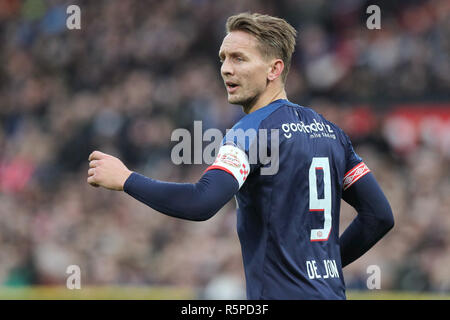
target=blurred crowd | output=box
[0,0,449,297]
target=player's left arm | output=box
[87,151,133,190]
[87,150,241,221]
[339,168,394,268]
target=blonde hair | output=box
[226,12,297,83]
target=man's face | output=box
[219,31,270,107]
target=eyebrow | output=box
[218,50,247,60]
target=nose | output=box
[221,58,234,77]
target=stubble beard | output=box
[228,88,260,114]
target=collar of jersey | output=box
[225,98,293,150]
[260,98,292,110]
[232,98,292,131]
[244,98,293,118]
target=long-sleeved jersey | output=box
[205,99,370,299]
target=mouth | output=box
[225,81,239,94]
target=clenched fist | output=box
[87,150,133,191]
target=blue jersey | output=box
[208,99,369,299]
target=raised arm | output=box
[87,150,239,221]
[123,170,238,221]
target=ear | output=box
[267,59,284,81]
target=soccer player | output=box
[87,13,394,299]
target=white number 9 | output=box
[309,157,332,242]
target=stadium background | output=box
[0,0,449,299]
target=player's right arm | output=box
[338,133,394,267]
[339,170,394,267]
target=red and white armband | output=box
[205,144,250,189]
[343,162,371,191]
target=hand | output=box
[87,150,133,191]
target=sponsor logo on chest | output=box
[281,118,336,140]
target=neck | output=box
[244,86,287,114]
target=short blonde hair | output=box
[226,12,297,83]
